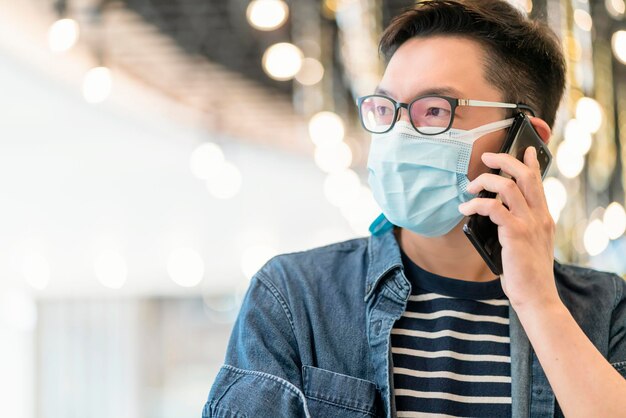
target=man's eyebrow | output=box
[374,85,465,100]
[374,86,393,96]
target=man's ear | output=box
[528,116,551,144]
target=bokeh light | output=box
[574,9,593,32]
[543,177,567,223]
[94,250,128,289]
[241,245,278,280]
[308,111,345,147]
[612,30,626,64]
[82,66,112,103]
[556,141,585,178]
[246,0,289,31]
[584,219,609,256]
[167,248,204,287]
[21,252,50,290]
[295,57,324,86]
[575,97,603,134]
[606,0,626,17]
[323,169,361,207]
[339,186,381,235]
[47,18,80,52]
[190,142,225,180]
[262,42,303,80]
[314,142,352,173]
[603,202,626,240]
[564,119,592,155]
[205,161,242,199]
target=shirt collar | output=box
[364,217,403,302]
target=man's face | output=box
[376,35,509,181]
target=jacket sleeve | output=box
[609,274,626,379]
[203,271,311,418]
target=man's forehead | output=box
[376,36,496,102]
[374,85,466,101]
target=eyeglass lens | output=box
[359,96,453,134]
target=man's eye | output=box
[426,107,449,117]
[376,106,391,116]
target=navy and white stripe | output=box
[392,251,511,417]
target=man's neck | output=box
[394,223,498,283]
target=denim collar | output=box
[364,217,403,302]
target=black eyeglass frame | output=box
[356,94,536,135]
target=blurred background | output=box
[1,0,625,417]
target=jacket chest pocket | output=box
[302,365,382,418]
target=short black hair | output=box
[379,0,566,128]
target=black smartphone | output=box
[462,113,552,275]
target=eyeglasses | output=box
[356,94,535,135]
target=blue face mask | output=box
[367,118,514,237]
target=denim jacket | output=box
[203,225,626,418]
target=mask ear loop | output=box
[467,117,515,139]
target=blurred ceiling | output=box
[57,0,415,155]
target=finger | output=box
[458,198,514,226]
[523,145,540,172]
[481,151,544,209]
[467,173,529,216]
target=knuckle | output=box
[473,173,487,185]
[488,199,501,210]
[521,170,535,184]
[503,179,517,193]
[543,216,555,232]
[516,221,531,238]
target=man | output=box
[203,1,626,417]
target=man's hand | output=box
[458,146,561,312]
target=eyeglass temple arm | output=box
[460,99,536,116]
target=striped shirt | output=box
[392,250,511,417]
